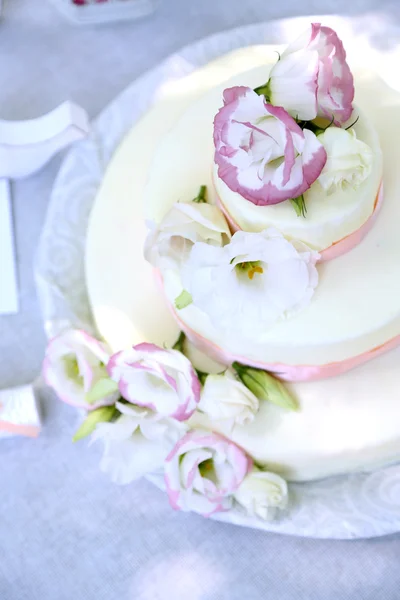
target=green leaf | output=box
[253,81,271,101]
[192,185,208,203]
[175,290,193,310]
[232,362,298,411]
[173,331,186,353]
[290,195,307,218]
[72,405,119,442]
[85,378,119,405]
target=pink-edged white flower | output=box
[91,401,186,484]
[317,126,374,193]
[43,329,119,410]
[199,371,259,428]
[182,228,319,339]
[234,469,288,521]
[268,23,354,124]
[213,86,326,206]
[107,343,201,421]
[144,201,231,271]
[164,430,252,516]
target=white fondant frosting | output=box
[86,46,400,481]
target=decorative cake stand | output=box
[35,16,400,539]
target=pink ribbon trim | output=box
[171,311,400,382]
[0,420,40,438]
[155,269,400,383]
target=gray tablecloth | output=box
[2,1,400,598]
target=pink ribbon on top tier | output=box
[215,181,383,263]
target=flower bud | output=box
[232,363,298,411]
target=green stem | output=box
[232,361,246,377]
[290,195,307,218]
[193,185,207,203]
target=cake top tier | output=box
[141,25,398,377]
[211,23,382,254]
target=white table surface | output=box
[2,1,400,598]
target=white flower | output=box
[43,329,119,410]
[182,228,319,339]
[234,469,288,521]
[91,402,186,484]
[144,201,231,270]
[108,343,201,421]
[199,371,259,427]
[317,127,374,194]
[164,429,252,516]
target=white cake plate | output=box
[35,15,400,539]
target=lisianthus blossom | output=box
[268,23,354,124]
[199,371,259,427]
[108,343,201,421]
[213,86,327,206]
[164,429,252,516]
[182,228,319,339]
[43,329,119,410]
[234,469,288,521]
[317,126,374,193]
[91,401,186,484]
[144,199,231,271]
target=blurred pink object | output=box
[51,0,159,24]
[0,385,41,438]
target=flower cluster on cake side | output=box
[43,23,380,523]
[44,329,292,521]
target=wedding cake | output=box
[44,24,400,523]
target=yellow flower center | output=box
[199,459,214,475]
[63,354,83,385]
[247,265,264,280]
[236,260,264,280]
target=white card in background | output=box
[0,384,41,438]
[0,179,18,315]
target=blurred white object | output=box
[0,100,89,317]
[0,385,41,438]
[50,0,158,25]
[0,180,18,315]
[0,101,89,179]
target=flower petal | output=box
[164,429,252,517]
[108,344,200,421]
[214,88,326,205]
[43,329,118,410]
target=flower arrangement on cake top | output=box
[213,23,374,211]
[144,23,380,349]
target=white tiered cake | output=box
[44,24,400,523]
